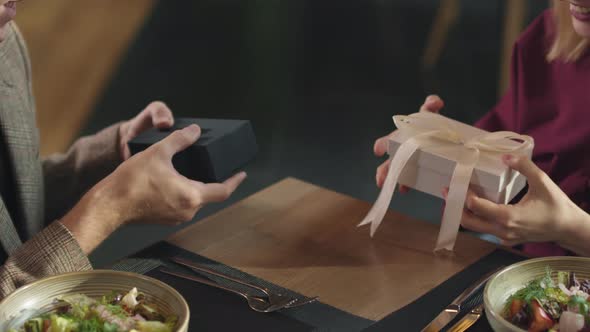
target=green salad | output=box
[503,268,590,332]
[12,288,177,332]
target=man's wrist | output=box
[60,181,124,254]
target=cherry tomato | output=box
[528,299,554,332]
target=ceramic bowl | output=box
[484,256,590,332]
[0,269,189,331]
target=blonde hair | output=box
[547,0,590,62]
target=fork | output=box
[160,268,296,313]
[170,257,318,309]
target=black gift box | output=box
[128,118,258,183]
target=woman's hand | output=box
[374,95,444,189]
[119,101,175,160]
[61,125,247,254]
[455,154,589,251]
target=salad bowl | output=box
[0,270,189,332]
[484,256,590,332]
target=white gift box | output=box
[360,111,534,250]
[388,115,533,204]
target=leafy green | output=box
[569,295,589,316]
[507,268,561,305]
[19,288,179,332]
[100,291,123,306]
[504,268,590,329]
[557,271,570,287]
[504,267,570,319]
[508,279,546,305]
[77,318,103,332]
[50,315,78,332]
[62,294,94,320]
[105,303,129,318]
[541,267,555,288]
[102,322,120,332]
[545,286,570,305]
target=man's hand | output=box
[119,101,175,160]
[61,125,247,254]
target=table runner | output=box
[111,242,373,331]
[112,243,526,331]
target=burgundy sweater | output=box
[475,10,590,256]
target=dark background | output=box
[81,0,548,267]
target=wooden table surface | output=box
[167,178,497,321]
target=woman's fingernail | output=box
[185,124,200,135]
[502,154,513,163]
[155,107,168,116]
[426,95,438,103]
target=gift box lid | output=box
[387,113,533,192]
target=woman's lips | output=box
[571,3,590,22]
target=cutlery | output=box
[160,268,296,313]
[421,266,503,332]
[446,303,485,332]
[170,257,318,309]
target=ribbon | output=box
[359,112,534,251]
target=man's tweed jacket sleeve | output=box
[0,22,123,299]
[0,222,91,298]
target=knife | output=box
[446,303,484,332]
[420,266,502,332]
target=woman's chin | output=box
[572,18,590,39]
